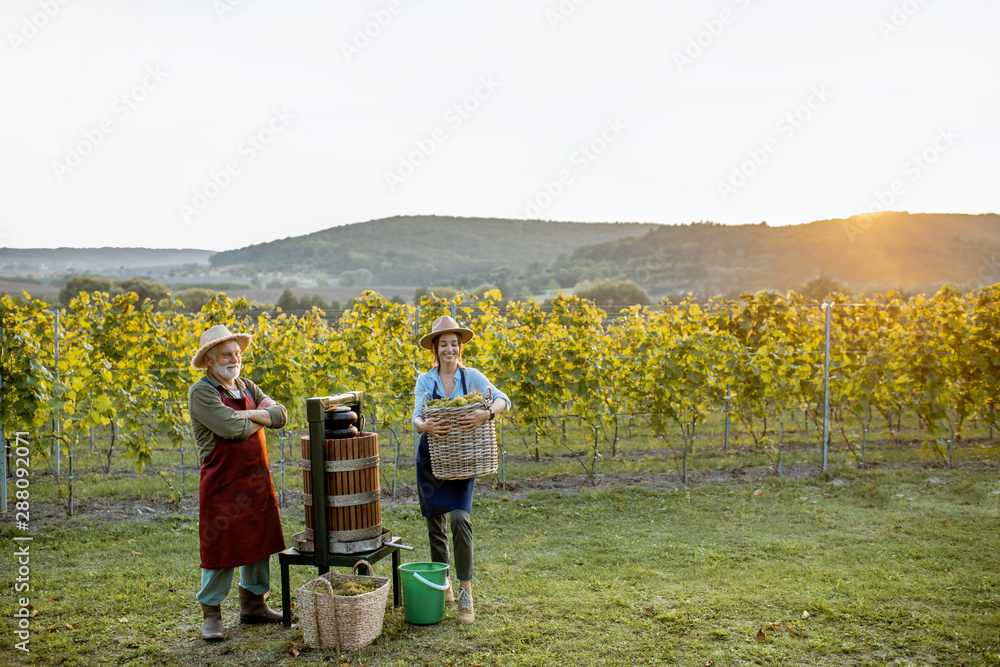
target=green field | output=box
[1,459,999,666]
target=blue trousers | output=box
[197,556,270,606]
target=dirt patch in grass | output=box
[13,459,999,533]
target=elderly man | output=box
[188,324,287,641]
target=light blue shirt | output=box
[411,366,511,423]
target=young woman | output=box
[411,316,510,624]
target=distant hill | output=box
[3,213,998,304]
[570,212,1000,295]
[209,216,657,285]
[0,248,212,273]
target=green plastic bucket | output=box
[398,561,450,624]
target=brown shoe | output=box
[238,586,282,624]
[444,580,455,606]
[201,604,224,641]
[456,587,474,624]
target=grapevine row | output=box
[2,285,998,471]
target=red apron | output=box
[199,385,285,570]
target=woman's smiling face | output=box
[436,332,461,366]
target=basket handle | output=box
[352,559,373,577]
[305,575,339,647]
[413,571,451,591]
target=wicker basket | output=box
[296,560,389,652]
[423,391,498,480]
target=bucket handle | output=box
[412,571,451,591]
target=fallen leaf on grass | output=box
[63,623,76,630]
[220,647,231,655]
[127,642,140,649]
[118,617,127,624]
[753,489,764,497]
[769,621,782,629]
[187,637,197,642]
[131,551,143,557]
[47,624,58,632]
[756,629,766,642]
[644,604,655,615]
[802,611,810,619]
[287,647,299,657]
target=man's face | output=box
[208,340,242,382]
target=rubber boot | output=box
[201,604,224,641]
[238,586,283,624]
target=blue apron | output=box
[416,367,476,517]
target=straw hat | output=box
[191,324,252,370]
[419,315,474,350]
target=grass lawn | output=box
[1,463,999,666]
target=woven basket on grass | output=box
[423,390,498,480]
[296,561,389,652]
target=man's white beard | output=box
[213,362,240,381]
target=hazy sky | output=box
[1,0,997,251]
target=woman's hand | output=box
[455,409,490,431]
[420,417,452,438]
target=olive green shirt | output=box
[188,372,288,463]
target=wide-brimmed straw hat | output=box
[191,324,252,370]
[419,315,474,350]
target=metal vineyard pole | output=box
[500,417,506,491]
[593,423,599,477]
[724,310,732,452]
[53,311,60,476]
[392,421,399,501]
[0,427,5,514]
[68,430,74,517]
[821,302,833,472]
[0,304,5,513]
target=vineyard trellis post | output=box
[822,301,833,472]
[180,439,184,499]
[1,301,5,512]
[54,310,60,476]
[0,433,5,514]
[68,429,74,517]
[500,416,506,491]
[724,310,732,453]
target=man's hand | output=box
[258,396,277,410]
[234,409,273,427]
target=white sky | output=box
[1,0,997,251]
